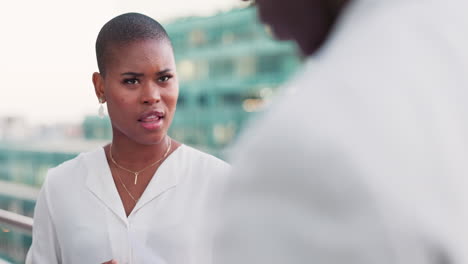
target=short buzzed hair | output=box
[95,12,171,75]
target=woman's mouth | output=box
[138,111,164,130]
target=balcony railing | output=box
[0,209,32,263]
[0,209,32,235]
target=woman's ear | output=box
[92,72,105,101]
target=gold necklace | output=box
[109,137,172,185]
[113,168,139,203]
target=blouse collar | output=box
[82,145,184,224]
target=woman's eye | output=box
[158,75,171,82]
[123,78,140,84]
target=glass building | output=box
[167,7,300,153]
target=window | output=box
[178,60,196,81]
[189,29,207,46]
[236,56,256,78]
[258,54,283,74]
[209,59,234,78]
[221,93,243,106]
[198,94,209,107]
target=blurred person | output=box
[210,0,468,263]
[26,12,229,264]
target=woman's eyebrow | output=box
[156,69,172,75]
[121,72,144,77]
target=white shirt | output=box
[211,0,468,263]
[27,144,229,264]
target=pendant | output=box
[134,172,139,185]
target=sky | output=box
[0,0,248,125]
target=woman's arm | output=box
[26,175,61,264]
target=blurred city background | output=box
[0,1,301,263]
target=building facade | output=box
[167,7,301,153]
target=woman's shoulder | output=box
[173,145,231,189]
[177,144,230,169]
[45,147,104,186]
[172,145,231,178]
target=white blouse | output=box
[27,145,230,264]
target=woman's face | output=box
[93,39,178,145]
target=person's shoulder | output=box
[179,144,230,166]
[177,144,230,171]
[45,147,103,187]
[176,145,231,191]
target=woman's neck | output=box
[109,136,173,171]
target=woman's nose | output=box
[141,83,161,104]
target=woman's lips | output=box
[139,116,163,130]
[138,111,165,131]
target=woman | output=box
[27,13,229,264]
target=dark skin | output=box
[93,39,181,216]
[95,39,181,264]
[248,0,350,56]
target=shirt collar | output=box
[82,145,183,223]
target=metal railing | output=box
[0,209,32,263]
[0,209,32,235]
